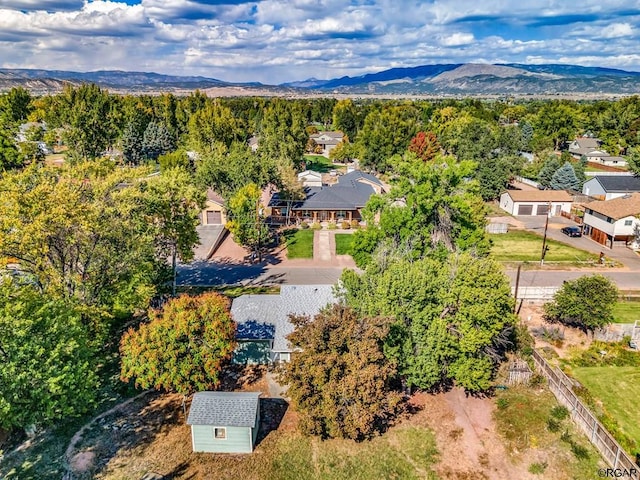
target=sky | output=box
[2,0,640,84]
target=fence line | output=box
[531,350,639,478]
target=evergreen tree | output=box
[550,162,580,190]
[537,156,561,188]
[121,121,144,165]
[520,122,534,151]
[142,121,175,161]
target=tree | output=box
[341,253,516,392]
[121,121,145,165]
[188,101,244,153]
[259,99,307,170]
[476,154,524,201]
[0,283,99,430]
[120,293,236,395]
[332,99,358,141]
[142,121,175,161]
[408,131,440,162]
[281,304,404,440]
[628,146,640,176]
[550,162,580,190]
[543,275,618,332]
[537,155,561,188]
[226,183,271,258]
[351,155,489,267]
[0,87,32,126]
[0,126,23,171]
[329,140,360,163]
[158,149,191,172]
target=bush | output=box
[350,219,360,229]
[497,397,509,410]
[341,220,350,229]
[311,222,322,230]
[550,405,569,420]
[327,221,337,230]
[300,221,310,229]
[546,418,561,432]
[528,462,548,475]
[570,442,590,460]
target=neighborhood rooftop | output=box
[585,193,640,220]
[590,176,640,193]
[505,190,573,202]
[231,285,337,352]
[186,391,260,427]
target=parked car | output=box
[629,340,638,350]
[561,226,582,237]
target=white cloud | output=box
[439,32,475,47]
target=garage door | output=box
[517,204,533,215]
[206,210,222,224]
[536,204,550,216]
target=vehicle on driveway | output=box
[561,226,582,237]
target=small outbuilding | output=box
[187,391,261,454]
[500,190,573,216]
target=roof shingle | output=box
[584,193,640,220]
[506,190,573,202]
[187,391,260,427]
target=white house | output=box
[499,190,573,216]
[297,170,323,187]
[582,193,640,249]
[309,131,344,157]
[567,136,627,167]
[582,176,640,200]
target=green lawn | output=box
[490,231,599,264]
[283,229,314,259]
[335,233,354,255]
[571,366,640,449]
[612,300,640,323]
[304,155,335,173]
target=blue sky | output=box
[1,0,640,84]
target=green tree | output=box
[0,87,32,126]
[341,253,516,392]
[332,99,358,141]
[121,121,145,165]
[281,304,404,440]
[158,149,191,172]
[259,99,307,170]
[329,140,360,163]
[0,127,23,171]
[142,121,175,161]
[533,101,579,150]
[477,154,524,201]
[628,146,640,175]
[226,183,271,258]
[550,162,581,190]
[120,292,236,394]
[537,155,561,188]
[0,283,99,430]
[543,275,618,332]
[187,101,244,153]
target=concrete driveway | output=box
[514,215,640,270]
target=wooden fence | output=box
[531,350,639,478]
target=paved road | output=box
[504,270,640,290]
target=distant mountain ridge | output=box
[3,63,640,95]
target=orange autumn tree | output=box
[120,292,236,395]
[408,131,441,162]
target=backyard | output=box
[612,300,640,323]
[282,229,314,259]
[490,231,599,264]
[303,155,334,172]
[334,233,354,255]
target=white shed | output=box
[500,190,573,216]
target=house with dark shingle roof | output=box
[308,131,344,156]
[582,175,640,200]
[187,391,261,453]
[582,193,640,249]
[269,170,385,223]
[567,136,627,167]
[231,285,337,363]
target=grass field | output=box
[612,301,640,323]
[490,231,599,264]
[283,229,314,259]
[304,155,334,172]
[571,366,640,448]
[334,233,354,255]
[495,386,604,478]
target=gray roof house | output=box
[568,136,627,167]
[309,131,344,156]
[582,175,640,200]
[231,285,337,363]
[187,391,261,453]
[269,170,386,223]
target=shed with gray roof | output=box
[187,391,261,453]
[231,285,337,363]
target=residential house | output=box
[582,193,640,249]
[187,391,261,453]
[309,131,344,157]
[202,189,226,226]
[269,170,385,223]
[231,285,337,364]
[499,190,573,216]
[582,175,640,200]
[568,136,627,167]
[194,189,227,260]
[297,170,323,187]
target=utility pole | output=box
[513,263,521,314]
[540,203,551,266]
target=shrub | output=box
[550,405,569,420]
[497,397,509,410]
[528,462,548,475]
[350,219,360,229]
[570,442,590,460]
[311,222,322,230]
[341,220,350,229]
[300,221,310,229]
[546,418,561,432]
[327,221,337,230]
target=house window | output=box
[337,210,346,219]
[214,427,227,439]
[624,220,633,226]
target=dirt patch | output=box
[411,388,533,480]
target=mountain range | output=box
[3,63,640,95]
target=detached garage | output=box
[500,190,573,216]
